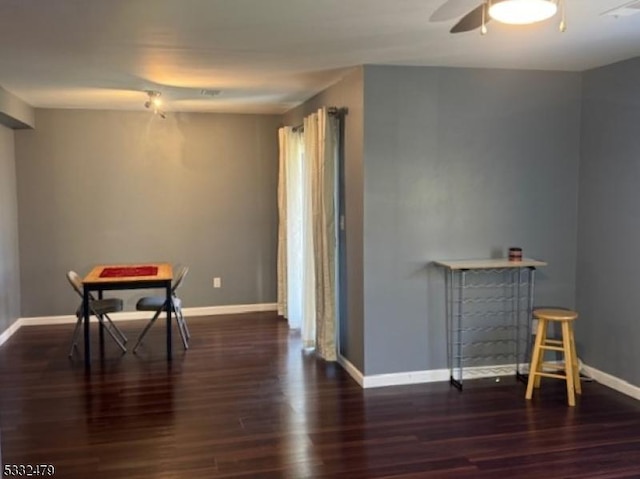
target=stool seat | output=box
[533,308,578,321]
[526,308,581,406]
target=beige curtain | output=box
[277,127,308,332]
[277,128,289,317]
[301,119,316,347]
[304,108,338,361]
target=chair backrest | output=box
[66,270,85,298]
[172,266,189,294]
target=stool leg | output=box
[569,322,581,395]
[562,321,576,407]
[526,318,546,400]
[533,319,548,389]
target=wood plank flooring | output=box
[1,312,640,478]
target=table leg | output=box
[445,268,452,386]
[451,270,466,390]
[166,283,172,360]
[524,267,536,378]
[98,290,104,352]
[83,285,91,369]
[515,268,523,381]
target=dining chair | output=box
[133,266,190,353]
[66,270,128,356]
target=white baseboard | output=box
[359,364,525,389]
[0,318,23,347]
[338,358,640,401]
[362,368,449,388]
[337,355,526,389]
[580,363,640,401]
[337,354,365,387]
[21,315,80,326]
[183,303,277,316]
[18,303,277,327]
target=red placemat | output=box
[99,266,158,278]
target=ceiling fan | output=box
[431,0,566,34]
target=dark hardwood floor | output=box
[1,312,640,478]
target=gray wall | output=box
[0,124,21,333]
[363,65,582,375]
[283,67,365,372]
[15,109,280,317]
[577,57,640,387]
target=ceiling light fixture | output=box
[488,0,558,25]
[143,90,166,119]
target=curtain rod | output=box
[292,106,348,132]
[328,106,349,116]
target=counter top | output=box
[433,258,547,270]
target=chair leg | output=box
[173,308,189,350]
[176,305,190,341]
[133,308,163,353]
[97,315,127,353]
[179,307,191,340]
[68,316,83,357]
[174,303,189,351]
[104,314,127,343]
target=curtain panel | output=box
[277,128,289,317]
[305,109,338,361]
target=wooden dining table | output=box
[82,263,173,369]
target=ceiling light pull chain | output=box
[559,0,567,32]
[481,1,488,35]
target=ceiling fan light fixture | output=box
[488,0,558,25]
[143,90,166,119]
[144,90,162,108]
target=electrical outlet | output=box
[213,277,221,288]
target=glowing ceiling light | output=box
[143,90,166,119]
[489,0,558,25]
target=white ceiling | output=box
[0,0,639,114]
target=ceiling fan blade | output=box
[450,3,491,33]
[430,0,483,22]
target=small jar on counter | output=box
[508,247,523,262]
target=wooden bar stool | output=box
[525,308,581,406]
